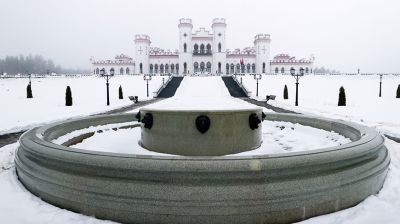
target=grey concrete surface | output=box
[15,113,390,224]
[139,108,263,156]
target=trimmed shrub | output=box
[119,85,124,99]
[283,85,288,99]
[397,84,400,98]
[338,86,346,106]
[65,86,73,106]
[26,84,33,98]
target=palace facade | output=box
[91,18,314,75]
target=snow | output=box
[52,120,350,156]
[143,76,260,111]
[0,75,163,134]
[241,74,400,137]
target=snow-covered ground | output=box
[1,74,400,223]
[0,75,163,134]
[241,74,400,137]
[144,76,260,111]
[53,120,350,156]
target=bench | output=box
[128,96,139,103]
[266,95,276,103]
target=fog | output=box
[0,0,399,73]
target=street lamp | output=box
[254,74,262,97]
[28,73,32,85]
[291,67,304,106]
[100,68,114,106]
[379,74,383,97]
[144,74,152,97]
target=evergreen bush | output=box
[119,85,124,99]
[26,84,33,98]
[65,86,73,106]
[283,85,288,99]
[338,86,346,106]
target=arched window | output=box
[120,67,124,75]
[218,43,222,52]
[110,67,115,74]
[165,64,169,73]
[194,62,199,73]
[275,67,279,74]
[206,62,212,72]
[183,62,187,74]
[184,43,187,53]
[200,44,205,54]
[218,62,222,74]
[226,63,230,74]
[241,64,245,73]
[252,64,256,73]
[200,62,205,72]
[149,64,153,74]
[305,67,309,73]
[160,64,164,74]
[139,63,143,74]
[236,64,240,73]
[176,64,179,74]
[126,67,130,75]
[247,63,251,73]
[290,67,295,74]
[171,64,175,74]
[262,62,266,73]
[194,44,199,54]
[96,68,99,74]
[281,67,285,74]
[206,44,211,54]
[154,64,158,73]
[230,63,235,74]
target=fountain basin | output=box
[139,108,263,156]
[15,113,390,224]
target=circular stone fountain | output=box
[15,111,390,224]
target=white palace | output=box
[90,18,314,75]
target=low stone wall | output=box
[15,113,390,224]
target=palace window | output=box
[120,68,124,75]
[194,62,199,73]
[236,64,240,73]
[262,63,266,73]
[230,63,234,74]
[176,64,179,74]
[160,64,164,74]
[194,44,199,54]
[200,62,205,72]
[226,63,230,74]
[252,64,256,73]
[155,64,158,73]
[126,67,130,74]
[184,43,187,53]
[200,44,205,54]
[149,64,153,74]
[218,43,222,52]
[305,67,309,73]
[95,68,99,74]
[275,67,279,74]
[206,62,212,72]
[171,64,175,74]
[281,67,285,74]
[247,63,251,73]
[183,62,187,74]
[206,44,212,54]
[165,64,169,73]
[218,62,222,73]
[241,64,245,73]
[139,63,143,74]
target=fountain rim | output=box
[24,112,379,161]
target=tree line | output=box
[0,55,88,75]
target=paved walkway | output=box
[156,77,184,98]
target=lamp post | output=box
[379,74,383,97]
[144,74,152,97]
[28,73,32,85]
[100,68,114,106]
[254,74,262,97]
[291,67,304,106]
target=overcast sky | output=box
[0,0,399,73]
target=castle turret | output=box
[178,18,193,74]
[212,18,227,74]
[134,34,151,74]
[254,34,271,74]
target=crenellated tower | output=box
[178,18,193,74]
[212,18,227,74]
[134,34,151,74]
[254,34,271,74]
